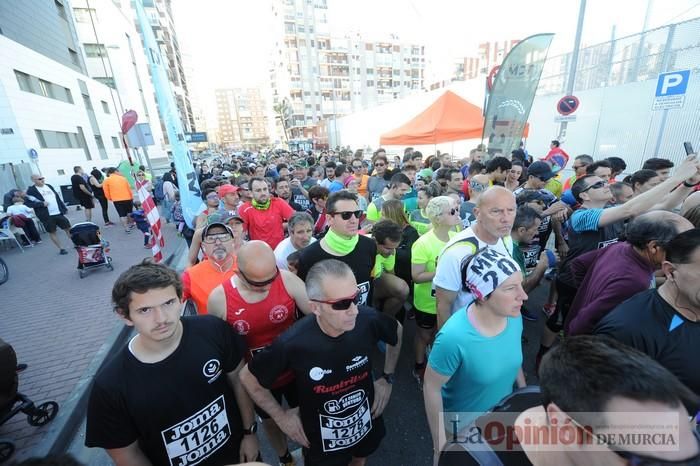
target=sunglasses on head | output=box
[239,267,279,287]
[311,289,361,310]
[581,180,607,193]
[331,210,362,220]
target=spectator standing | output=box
[89,168,113,225]
[368,152,391,201]
[102,167,134,233]
[70,166,95,222]
[26,174,71,254]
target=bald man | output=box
[433,186,516,328]
[208,241,310,466]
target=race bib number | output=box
[358,281,370,305]
[319,390,372,452]
[161,396,231,466]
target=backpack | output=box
[154,177,165,202]
[439,386,542,466]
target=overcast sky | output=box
[172,0,700,126]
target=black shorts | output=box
[254,381,299,419]
[303,416,385,466]
[77,197,94,209]
[415,309,437,330]
[42,214,70,233]
[113,200,133,218]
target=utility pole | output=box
[558,0,587,141]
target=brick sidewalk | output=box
[0,204,185,458]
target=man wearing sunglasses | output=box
[209,241,310,466]
[241,259,402,466]
[365,173,412,224]
[517,336,700,466]
[27,174,71,254]
[368,152,392,201]
[538,155,700,367]
[298,191,377,306]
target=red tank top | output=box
[223,274,296,387]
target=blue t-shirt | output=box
[429,309,523,416]
[328,180,344,193]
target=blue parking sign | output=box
[655,70,690,97]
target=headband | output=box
[463,248,520,301]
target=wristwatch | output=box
[381,372,395,384]
[243,421,258,435]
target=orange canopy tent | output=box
[379,91,484,145]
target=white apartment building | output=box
[72,0,168,162]
[269,0,426,145]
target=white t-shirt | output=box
[433,226,513,315]
[274,236,317,270]
[6,204,34,218]
[37,185,60,215]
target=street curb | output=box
[25,241,188,460]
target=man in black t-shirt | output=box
[71,165,95,221]
[241,260,402,466]
[297,191,377,306]
[594,228,700,396]
[85,261,259,466]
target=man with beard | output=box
[239,177,295,249]
[182,220,238,314]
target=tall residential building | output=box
[269,0,425,144]
[71,0,167,161]
[216,89,270,149]
[463,39,520,79]
[0,0,128,188]
[132,0,195,138]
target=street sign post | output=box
[28,148,38,160]
[653,70,690,110]
[185,132,208,143]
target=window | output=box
[84,43,107,58]
[111,136,120,148]
[73,7,96,23]
[82,94,93,111]
[14,70,31,92]
[101,100,110,113]
[35,130,47,148]
[95,135,105,149]
[94,77,116,89]
[55,0,67,20]
[68,48,80,67]
[38,80,54,98]
[64,88,74,104]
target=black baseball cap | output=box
[527,161,554,181]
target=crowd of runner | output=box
[77,144,700,466]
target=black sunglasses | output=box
[239,267,279,287]
[581,180,607,193]
[446,208,458,215]
[331,210,362,220]
[311,289,361,310]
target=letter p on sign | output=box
[656,70,690,97]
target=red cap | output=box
[218,184,239,196]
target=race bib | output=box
[320,389,372,452]
[161,396,231,466]
[358,281,370,305]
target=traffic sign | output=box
[28,148,38,160]
[653,70,690,111]
[185,132,208,143]
[557,95,579,115]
